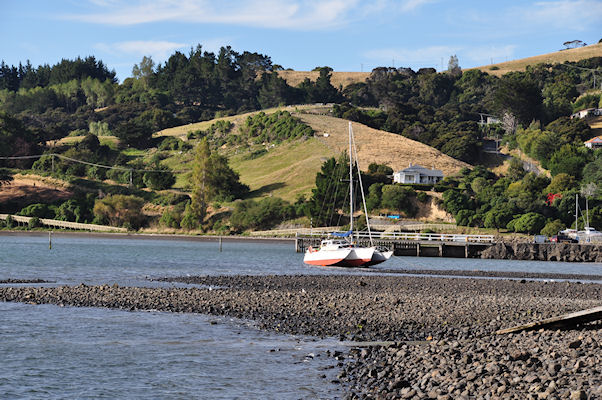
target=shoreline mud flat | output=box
[1,275,602,398]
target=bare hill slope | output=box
[296,113,469,176]
[470,43,602,77]
[276,70,370,88]
[274,43,602,86]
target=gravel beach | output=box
[1,275,601,399]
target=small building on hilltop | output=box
[393,164,443,184]
[585,136,602,149]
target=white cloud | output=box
[444,0,602,44]
[63,0,364,30]
[528,0,602,31]
[95,40,187,59]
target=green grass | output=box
[121,148,147,157]
[158,137,333,202]
[229,137,336,202]
[158,151,194,190]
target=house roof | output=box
[585,136,602,144]
[397,164,443,176]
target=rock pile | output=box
[343,329,602,399]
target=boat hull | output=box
[303,246,379,268]
[303,248,353,266]
[363,250,393,267]
[344,247,374,267]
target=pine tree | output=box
[447,55,461,76]
[190,138,211,221]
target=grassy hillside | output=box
[295,113,469,175]
[229,138,336,202]
[470,42,602,77]
[155,105,328,139]
[158,109,469,202]
[272,43,602,86]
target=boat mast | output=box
[575,193,578,230]
[585,194,590,229]
[348,122,354,236]
[350,123,374,246]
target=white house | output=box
[584,136,602,149]
[393,164,443,184]
[571,108,602,119]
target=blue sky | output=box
[2,0,601,82]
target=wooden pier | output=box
[496,305,602,334]
[0,214,127,233]
[295,232,495,259]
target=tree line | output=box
[2,46,602,234]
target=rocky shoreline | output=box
[0,278,52,284]
[481,242,602,263]
[1,275,602,398]
[366,268,602,282]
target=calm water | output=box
[1,233,601,399]
[1,233,601,286]
[0,302,342,399]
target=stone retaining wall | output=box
[481,242,602,263]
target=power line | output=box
[0,153,190,173]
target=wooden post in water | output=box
[49,231,52,250]
[416,243,420,257]
[295,232,299,253]
[219,236,222,252]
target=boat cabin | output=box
[320,239,352,250]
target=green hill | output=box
[157,108,469,202]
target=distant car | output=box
[550,234,577,243]
[533,235,547,244]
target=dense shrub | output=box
[416,191,429,203]
[142,164,175,190]
[159,208,181,228]
[238,111,313,144]
[18,203,55,218]
[508,212,546,234]
[380,185,416,216]
[541,219,565,237]
[230,197,295,231]
[93,194,146,229]
[28,217,41,229]
[158,136,191,151]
